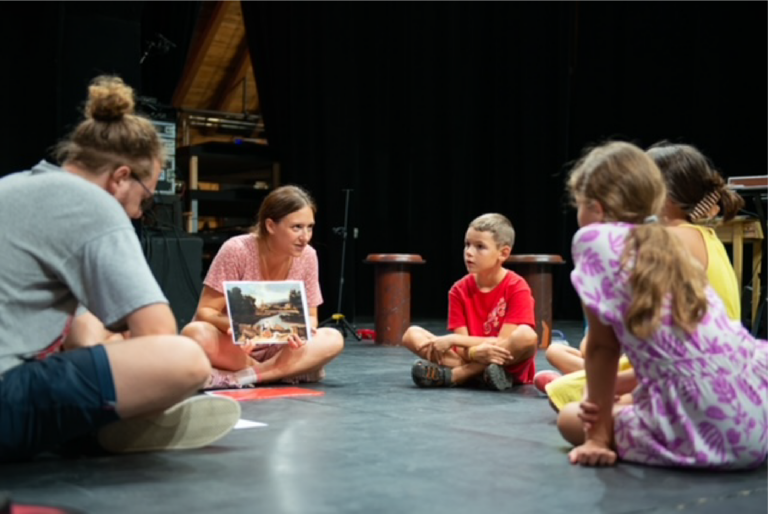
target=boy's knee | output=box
[520,325,538,350]
[511,325,538,358]
[401,326,422,345]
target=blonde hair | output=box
[468,213,515,249]
[54,75,164,180]
[568,141,708,339]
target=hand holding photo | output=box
[223,281,312,345]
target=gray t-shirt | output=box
[0,161,168,373]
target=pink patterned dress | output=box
[571,223,768,469]
[204,233,323,362]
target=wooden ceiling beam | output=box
[171,1,228,108]
[210,37,252,113]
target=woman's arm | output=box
[193,285,230,333]
[308,307,319,329]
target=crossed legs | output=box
[182,321,344,384]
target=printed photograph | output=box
[223,281,311,344]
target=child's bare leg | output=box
[450,362,486,384]
[546,345,585,374]
[557,402,587,446]
[403,326,481,385]
[496,324,538,363]
[401,326,438,359]
[557,401,626,447]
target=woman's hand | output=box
[568,440,617,466]
[239,339,259,355]
[228,327,259,355]
[470,343,511,365]
[286,333,307,350]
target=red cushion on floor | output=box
[207,387,325,401]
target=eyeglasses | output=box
[130,172,155,212]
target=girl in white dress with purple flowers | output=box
[557,141,767,469]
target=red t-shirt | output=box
[447,270,536,383]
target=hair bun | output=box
[85,75,135,122]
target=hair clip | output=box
[643,215,659,224]
[689,190,721,221]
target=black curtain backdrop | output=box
[139,2,201,106]
[0,2,197,176]
[241,3,571,322]
[2,3,764,324]
[242,2,767,323]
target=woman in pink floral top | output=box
[557,141,767,469]
[182,185,344,388]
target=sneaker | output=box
[97,395,241,454]
[483,364,513,391]
[411,360,453,387]
[533,370,562,394]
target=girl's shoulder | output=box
[573,222,633,247]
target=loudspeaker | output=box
[144,233,203,329]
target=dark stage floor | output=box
[2,320,766,514]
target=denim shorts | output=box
[0,345,119,462]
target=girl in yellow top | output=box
[542,142,745,410]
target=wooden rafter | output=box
[171,1,228,107]
[210,37,252,113]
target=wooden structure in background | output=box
[168,1,277,236]
[172,1,259,123]
[715,217,764,327]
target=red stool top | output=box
[505,254,565,265]
[364,254,426,264]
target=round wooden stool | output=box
[504,254,565,349]
[364,254,426,345]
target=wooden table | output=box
[714,216,764,326]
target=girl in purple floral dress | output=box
[557,141,768,469]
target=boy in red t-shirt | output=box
[403,213,538,390]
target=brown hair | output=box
[568,141,708,339]
[251,185,317,239]
[647,142,744,223]
[468,213,515,249]
[54,75,164,180]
